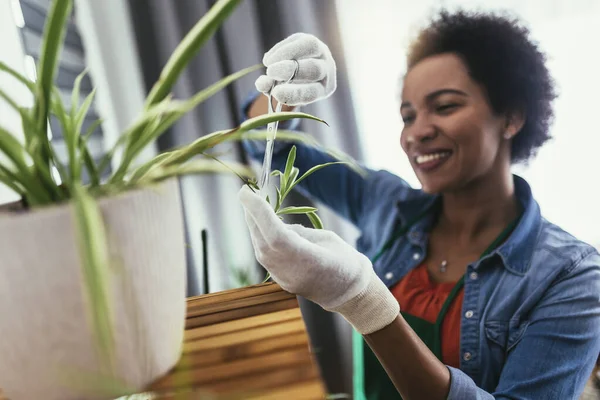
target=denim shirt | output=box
[241,98,600,399]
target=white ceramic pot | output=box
[0,178,187,399]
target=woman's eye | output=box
[402,115,415,124]
[436,104,458,113]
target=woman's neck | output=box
[437,170,520,245]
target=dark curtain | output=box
[127,0,363,396]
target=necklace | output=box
[440,260,448,273]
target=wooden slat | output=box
[186,282,286,306]
[185,297,299,329]
[184,307,302,341]
[149,282,325,398]
[180,332,310,368]
[186,290,295,318]
[183,318,306,353]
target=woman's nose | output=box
[404,116,437,145]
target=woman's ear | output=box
[503,109,526,140]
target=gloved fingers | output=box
[267,59,327,84]
[287,224,337,243]
[271,82,326,106]
[263,32,306,61]
[263,33,322,66]
[255,75,275,94]
[238,186,294,249]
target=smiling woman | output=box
[239,8,600,400]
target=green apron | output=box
[353,208,520,400]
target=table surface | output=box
[0,282,326,400]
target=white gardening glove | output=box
[255,32,337,106]
[238,186,399,335]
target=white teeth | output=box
[415,152,451,165]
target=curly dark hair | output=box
[407,10,557,163]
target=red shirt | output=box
[390,263,464,368]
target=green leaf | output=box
[274,186,283,213]
[0,87,20,112]
[281,145,296,192]
[239,111,327,132]
[286,167,299,192]
[32,0,73,162]
[47,143,70,193]
[97,133,129,177]
[0,164,25,196]
[276,206,318,216]
[74,89,97,138]
[144,0,243,107]
[0,125,29,172]
[307,211,324,230]
[127,152,174,184]
[163,112,325,167]
[0,126,51,205]
[79,137,100,187]
[72,184,115,374]
[79,118,104,186]
[0,60,36,92]
[138,159,254,184]
[118,64,263,178]
[71,68,89,119]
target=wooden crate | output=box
[0,282,326,400]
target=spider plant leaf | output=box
[74,89,97,138]
[0,164,25,196]
[97,133,129,177]
[0,126,55,202]
[239,112,327,131]
[33,0,73,161]
[274,186,282,213]
[285,167,299,194]
[144,0,242,107]
[281,145,296,192]
[0,60,35,92]
[71,68,89,119]
[121,64,262,175]
[79,138,100,187]
[51,87,78,182]
[0,87,20,112]
[140,159,253,184]
[275,206,318,216]
[47,143,70,192]
[72,183,115,373]
[79,118,104,186]
[306,211,324,230]
[163,112,325,167]
[127,153,174,184]
[0,125,29,171]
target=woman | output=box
[238,10,600,399]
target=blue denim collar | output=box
[396,175,541,275]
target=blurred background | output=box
[1,0,599,396]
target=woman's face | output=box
[400,53,517,194]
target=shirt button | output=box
[470,272,478,280]
[465,310,474,319]
[385,272,394,280]
[412,253,420,260]
[463,352,472,361]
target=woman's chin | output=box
[418,178,456,195]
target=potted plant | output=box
[0,0,328,399]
